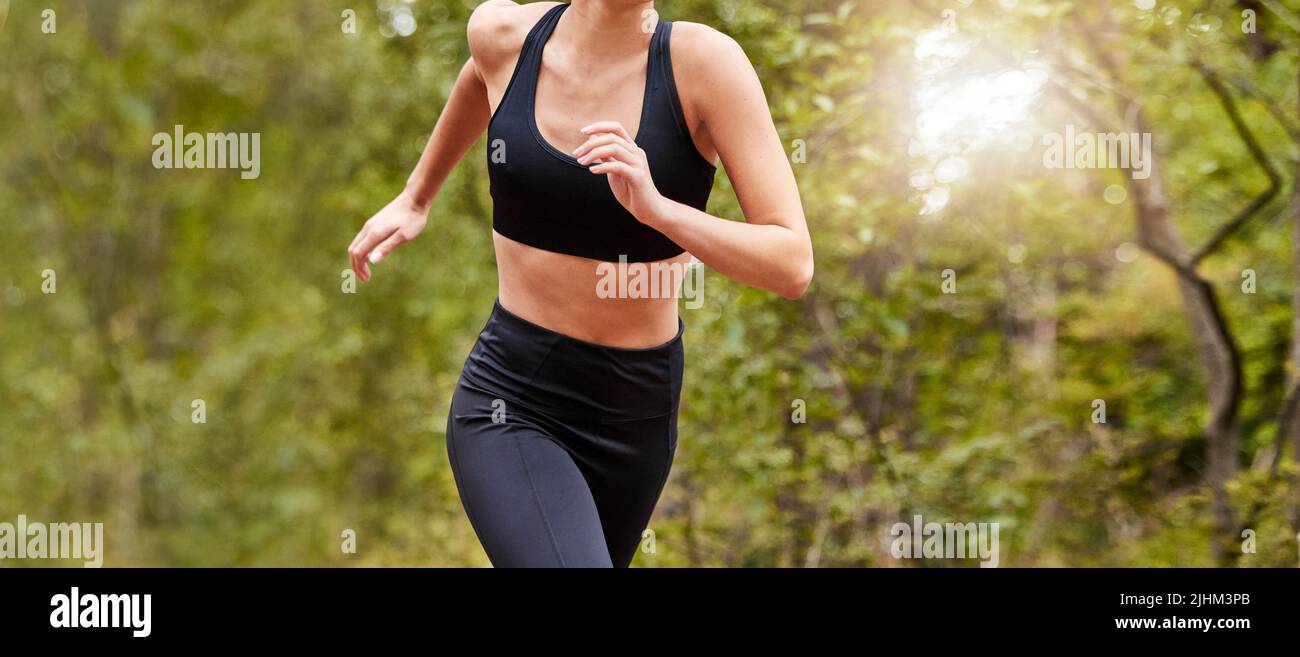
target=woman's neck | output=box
[560,1,658,58]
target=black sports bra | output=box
[486,2,716,263]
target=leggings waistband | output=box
[459,300,685,421]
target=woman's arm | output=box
[347,57,490,282]
[406,58,492,214]
[572,26,813,299]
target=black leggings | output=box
[446,300,683,567]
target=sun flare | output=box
[910,27,1049,213]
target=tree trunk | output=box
[1123,112,1242,564]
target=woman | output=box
[347,0,812,567]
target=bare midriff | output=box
[494,230,691,349]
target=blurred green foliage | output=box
[1,0,1298,566]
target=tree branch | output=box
[1226,75,1300,145]
[1190,60,1283,265]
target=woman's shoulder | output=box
[467,2,561,67]
[667,21,759,120]
[667,21,749,69]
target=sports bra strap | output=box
[503,3,568,115]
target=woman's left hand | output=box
[573,121,666,226]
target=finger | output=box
[369,231,407,265]
[572,133,636,160]
[350,248,370,283]
[353,226,396,281]
[589,160,637,178]
[348,229,369,280]
[348,226,371,279]
[577,143,640,167]
[580,121,633,142]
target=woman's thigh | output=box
[446,384,613,568]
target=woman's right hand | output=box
[347,190,429,282]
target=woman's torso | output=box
[480,2,717,348]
